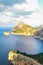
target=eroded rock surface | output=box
[9,53,41,65]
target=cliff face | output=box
[8,51,41,65]
[34,29,43,40]
[12,22,38,35]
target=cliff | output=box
[8,50,41,65]
[12,22,38,36]
[34,29,43,40]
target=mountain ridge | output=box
[12,22,38,36]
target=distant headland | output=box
[3,22,43,40]
[11,22,38,36]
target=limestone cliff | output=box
[12,22,38,36]
[8,51,41,65]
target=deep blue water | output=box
[0,28,43,65]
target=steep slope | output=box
[8,50,41,65]
[12,22,38,36]
[34,28,43,40]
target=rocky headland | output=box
[12,22,38,36]
[8,51,41,65]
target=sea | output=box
[0,27,43,65]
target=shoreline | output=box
[8,50,43,65]
[11,32,34,36]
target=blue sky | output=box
[0,0,43,27]
[0,0,25,6]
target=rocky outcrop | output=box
[34,29,43,40]
[4,31,10,36]
[8,51,41,65]
[12,22,38,36]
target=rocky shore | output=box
[34,29,43,40]
[4,31,10,36]
[8,51,41,65]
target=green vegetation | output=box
[13,28,24,33]
[20,52,43,64]
[12,50,43,64]
[12,22,38,35]
[21,53,43,64]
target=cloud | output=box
[0,9,35,27]
[12,0,40,12]
[0,0,43,27]
[0,4,6,12]
[25,12,43,27]
[0,11,19,27]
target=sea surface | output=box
[0,27,43,65]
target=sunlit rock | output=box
[4,31,10,36]
[8,50,41,65]
[11,22,38,36]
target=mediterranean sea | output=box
[0,28,43,65]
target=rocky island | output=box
[8,50,41,65]
[4,31,10,36]
[11,22,38,36]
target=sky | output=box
[0,0,43,27]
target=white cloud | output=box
[11,0,43,27]
[0,0,43,27]
[12,0,40,12]
[12,3,26,11]
[0,11,19,27]
[22,11,43,27]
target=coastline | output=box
[11,32,34,36]
[8,50,41,65]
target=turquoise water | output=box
[0,28,43,65]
